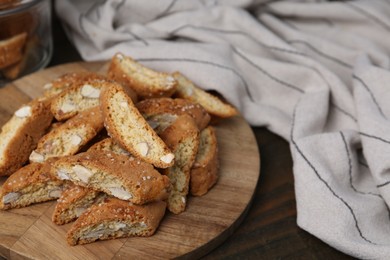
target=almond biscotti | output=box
[136,97,210,131]
[52,184,104,225]
[190,126,219,196]
[49,77,105,121]
[172,72,238,118]
[160,114,200,214]
[43,71,107,99]
[0,99,53,176]
[0,159,65,210]
[50,77,137,121]
[29,106,104,163]
[87,137,131,156]
[107,52,177,99]
[51,150,171,205]
[100,82,175,168]
[66,197,166,246]
[0,32,27,70]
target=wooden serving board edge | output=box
[0,61,261,259]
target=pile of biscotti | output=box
[0,53,237,246]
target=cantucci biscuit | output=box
[50,77,106,121]
[50,77,137,121]
[51,150,171,205]
[173,72,238,118]
[136,97,210,131]
[0,32,27,70]
[160,114,200,214]
[29,106,104,163]
[107,52,177,99]
[100,83,175,168]
[43,71,107,99]
[190,126,219,196]
[52,184,104,225]
[87,137,131,156]
[66,197,166,246]
[2,59,23,79]
[0,159,65,210]
[0,99,53,176]
[2,37,30,80]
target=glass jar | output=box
[0,0,52,85]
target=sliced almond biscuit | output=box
[51,150,171,205]
[2,33,36,80]
[173,72,238,118]
[52,184,105,225]
[50,78,105,121]
[136,97,210,131]
[29,106,104,163]
[0,159,65,210]
[0,32,27,70]
[66,197,166,246]
[160,114,200,214]
[107,52,177,99]
[100,83,174,168]
[43,71,107,99]
[0,99,53,176]
[190,126,219,196]
[87,137,131,156]
[50,77,136,121]
[2,59,23,79]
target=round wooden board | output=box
[0,62,260,260]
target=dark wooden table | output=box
[49,11,354,260]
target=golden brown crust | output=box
[0,32,27,70]
[66,197,166,246]
[0,8,37,77]
[52,184,102,225]
[190,126,219,196]
[160,115,200,214]
[2,55,25,79]
[1,163,43,195]
[107,52,177,99]
[87,137,131,156]
[51,150,171,205]
[50,76,114,121]
[136,97,210,131]
[0,99,53,176]
[172,72,238,118]
[1,34,38,80]
[100,82,174,168]
[30,106,104,163]
[43,72,107,99]
[0,159,64,210]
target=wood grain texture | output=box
[0,62,260,259]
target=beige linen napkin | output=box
[56,0,390,258]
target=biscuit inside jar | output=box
[0,0,52,82]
